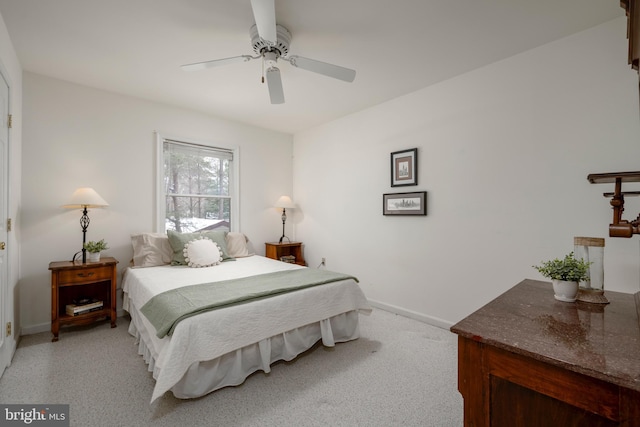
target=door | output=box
[0,71,9,378]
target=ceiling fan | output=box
[181,0,356,104]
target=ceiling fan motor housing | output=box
[251,24,291,58]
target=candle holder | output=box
[574,236,608,304]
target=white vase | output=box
[552,279,579,302]
[87,252,101,262]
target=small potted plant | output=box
[533,252,591,302]
[84,239,109,262]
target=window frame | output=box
[155,132,240,233]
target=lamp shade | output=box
[62,187,109,209]
[274,195,295,209]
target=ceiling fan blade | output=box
[265,67,284,104]
[181,55,253,71]
[250,0,277,45]
[287,55,356,82]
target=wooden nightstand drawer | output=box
[58,267,112,285]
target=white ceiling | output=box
[0,0,624,134]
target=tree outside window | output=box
[163,140,233,233]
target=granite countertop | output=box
[450,279,640,392]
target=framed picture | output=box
[391,148,417,187]
[383,191,427,216]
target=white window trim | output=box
[154,132,240,233]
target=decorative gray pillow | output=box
[167,230,233,265]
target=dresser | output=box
[451,279,640,427]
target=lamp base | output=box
[279,208,290,244]
[71,248,88,263]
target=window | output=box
[156,135,238,233]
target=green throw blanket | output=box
[141,268,359,338]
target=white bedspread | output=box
[122,256,371,402]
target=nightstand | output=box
[49,257,118,342]
[265,242,306,266]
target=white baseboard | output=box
[20,322,50,336]
[367,299,454,330]
[21,303,451,335]
[20,312,128,337]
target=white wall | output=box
[16,17,640,334]
[20,74,293,333]
[0,10,22,360]
[293,17,640,327]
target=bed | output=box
[122,231,371,402]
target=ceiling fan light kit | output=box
[181,0,356,104]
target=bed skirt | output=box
[127,307,361,400]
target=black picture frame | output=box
[383,191,427,216]
[391,148,418,187]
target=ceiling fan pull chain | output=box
[261,56,265,83]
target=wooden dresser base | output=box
[452,280,640,427]
[458,337,640,426]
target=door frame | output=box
[0,66,12,378]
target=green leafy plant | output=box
[83,239,108,253]
[532,252,591,282]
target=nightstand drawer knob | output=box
[77,272,95,278]
[0,242,5,250]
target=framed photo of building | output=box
[391,148,417,187]
[383,191,427,216]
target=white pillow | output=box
[131,233,173,267]
[183,237,223,268]
[225,232,254,258]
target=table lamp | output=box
[275,196,295,243]
[62,187,109,263]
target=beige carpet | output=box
[0,308,463,427]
